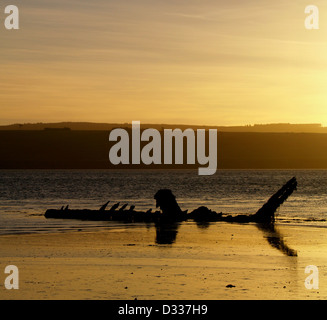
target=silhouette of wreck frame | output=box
[45,177,298,255]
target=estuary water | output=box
[0,169,326,235]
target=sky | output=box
[0,0,326,126]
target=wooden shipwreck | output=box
[44,177,297,224]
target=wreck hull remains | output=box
[44,177,297,224]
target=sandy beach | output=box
[0,221,326,300]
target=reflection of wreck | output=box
[256,222,297,256]
[45,177,297,224]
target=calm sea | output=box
[0,169,326,235]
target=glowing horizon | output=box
[1,0,326,126]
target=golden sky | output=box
[0,0,326,126]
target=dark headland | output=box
[1,122,327,169]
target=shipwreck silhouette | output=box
[44,177,298,253]
[45,177,297,224]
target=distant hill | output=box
[1,130,327,169]
[0,122,327,133]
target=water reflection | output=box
[194,220,211,229]
[256,223,297,256]
[155,221,180,244]
[154,220,297,256]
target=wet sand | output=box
[0,222,326,300]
